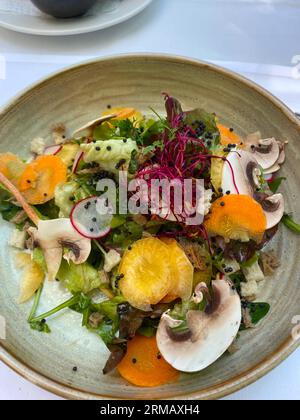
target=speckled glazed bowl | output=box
[0,55,300,400]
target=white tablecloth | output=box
[0,0,300,401]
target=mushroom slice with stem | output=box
[28,218,91,280]
[72,114,117,139]
[222,150,262,196]
[157,279,241,372]
[263,163,281,175]
[247,138,280,170]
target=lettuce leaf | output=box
[57,260,101,294]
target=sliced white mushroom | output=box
[259,193,285,229]
[277,142,286,165]
[157,279,241,373]
[247,138,280,170]
[222,150,262,196]
[73,114,117,139]
[263,163,281,175]
[28,218,91,280]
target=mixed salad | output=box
[0,94,299,387]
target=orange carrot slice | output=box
[217,124,242,147]
[160,238,193,303]
[205,195,266,242]
[117,335,179,387]
[18,155,67,205]
[102,107,142,123]
[0,171,39,225]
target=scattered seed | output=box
[107,146,112,151]
[73,366,78,372]
[220,201,225,207]
[132,358,137,364]
[229,128,234,132]
[95,146,101,151]
[92,217,97,222]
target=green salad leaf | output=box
[268,177,286,194]
[105,220,143,248]
[185,108,221,149]
[0,201,20,222]
[57,260,101,294]
[248,302,270,325]
[80,139,138,175]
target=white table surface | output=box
[0,0,300,400]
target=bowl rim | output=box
[1,53,300,400]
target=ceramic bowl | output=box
[31,0,97,18]
[0,54,300,400]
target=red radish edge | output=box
[44,145,63,156]
[72,151,84,174]
[265,174,275,182]
[70,195,112,239]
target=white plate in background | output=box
[0,0,153,36]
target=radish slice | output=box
[72,151,84,174]
[264,173,274,182]
[44,145,63,156]
[70,195,113,239]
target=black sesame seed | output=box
[90,228,94,232]
[220,201,225,207]
[92,217,97,222]
[27,179,31,184]
[226,190,231,195]
[157,354,162,360]
[223,147,231,153]
[95,146,101,151]
[107,146,112,151]
[44,193,48,197]
[72,366,78,372]
[41,319,46,324]
[128,246,132,250]
[229,128,234,132]
[115,159,127,170]
[132,358,137,364]
[218,188,223,193]
[123,139,128,143]
[107,105,111,109]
